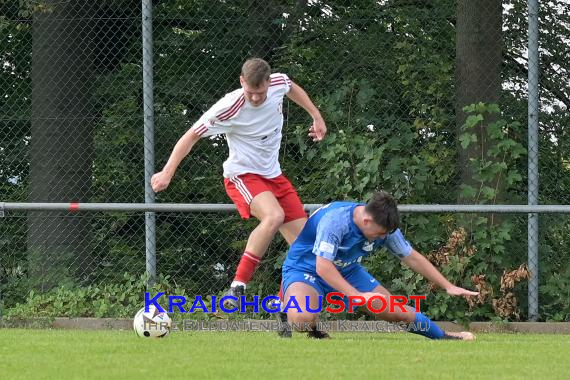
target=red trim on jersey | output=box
[195,124,208,136]
[217,95,245,121]
[270,74,291,88]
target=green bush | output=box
[4,273,187,320]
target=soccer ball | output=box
[133,305,172,338]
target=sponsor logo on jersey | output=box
[333,256,363,268]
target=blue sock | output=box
[409,312,445,339]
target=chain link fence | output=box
[1,0,569,321]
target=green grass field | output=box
[2,329,569,379]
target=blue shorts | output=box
[281,265,381,309]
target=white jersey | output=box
[189,73,293,179]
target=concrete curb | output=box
[2,318,570,334]
[436,321,570,334]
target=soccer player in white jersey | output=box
[151,58,326,306]
[279,190,478,340]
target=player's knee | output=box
[263,208,285,230]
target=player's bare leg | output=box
[284,282,320,327]
[362,285,415,323]
[282,282,330,339]
[277,218,334,339]
[278,217,307,245]
[362,285,475,340]
[247,191,286,256]
[223,192,285,308]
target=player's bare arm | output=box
[151,128,201,193]
[286,82,327,141]
[401,250,479,297]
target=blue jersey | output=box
[282,201,413,275]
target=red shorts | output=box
[224,173,307,223]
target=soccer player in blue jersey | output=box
[278,190,478,340]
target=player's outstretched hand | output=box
[446,285,479,297]
[308,118,327,142]
[151,171,172,193]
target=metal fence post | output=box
[142,0,156,288]
[527,0,540,321]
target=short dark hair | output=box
[364,191,399,232]
[241,58,271,87]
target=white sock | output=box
[231,280,246,289]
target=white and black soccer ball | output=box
[133,305,172,338]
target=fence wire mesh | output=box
[0,0,569,321]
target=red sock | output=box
[234,251,261,284]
